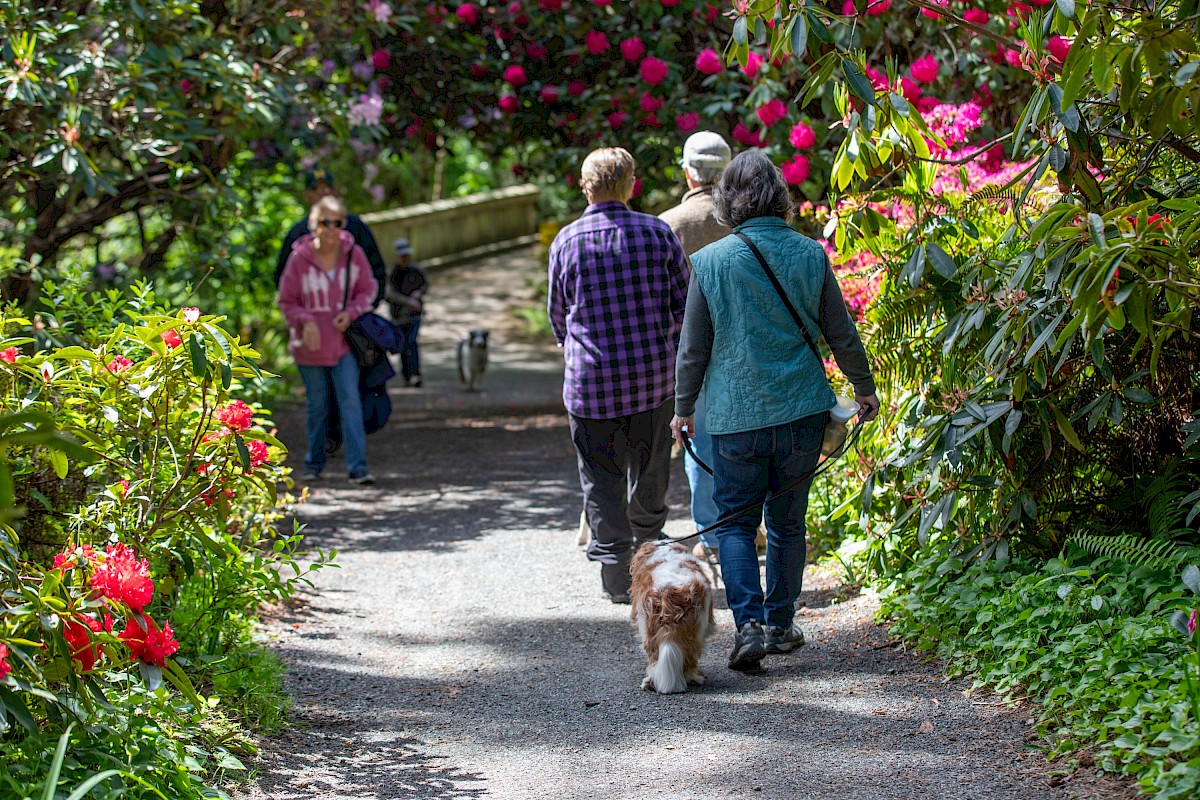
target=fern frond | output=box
[1065,532,1189,569]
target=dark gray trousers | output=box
[569,398,674,597]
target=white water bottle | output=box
[821,396,860,457]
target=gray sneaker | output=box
[728,622,766,672]
[765,623,806,654]
[348,473,375,486]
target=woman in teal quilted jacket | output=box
[670,150,880,674]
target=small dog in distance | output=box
[629,541,714,694]
[457,330,489,392]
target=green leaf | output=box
[1051,403,1085,451]
[65,771,122,800]
[188,333,206,378]
[888,92,910,117]
[1047,84,1081,132]
[235,435,251,472]
[841,59,876,106]
[42,723,74,800]
[1183,564,1200,595]
[49,449,68,479]
[926,243,957,280]
[732,14,748,46]
[904,245,926,287]
[1056,0,1075,18]
[789,13,807,58]
[1174,60,1199,87]
[1122,387,1153,403]
[1087,213,1105,246]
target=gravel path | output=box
[239,248,1131,800]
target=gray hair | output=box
[712,150,793,228]
[684,163,726,186]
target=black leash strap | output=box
[735,232,823,365]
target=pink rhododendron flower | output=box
[540,85,559,103]
[900,76,923,103]
[607,110,627,128]
[348,93,384,126]
[910,55,939,84]
[661,0,680,5]
[921,101,983,152]
[640,113,662,128]
[1005,48,1022,68]
[119,615,180,667]
[0,642,10,680]
[585,30,610,54]
[1008,2,1032,19]
[676,112,700,133]
[117,479,130,498]
[363,0,392,24]
[495,27,514,41]
[161,329,182,349]
[640,57,669,85]
[757,98,787,126]
[456,3,479,24]
[640,92,664,113]
[63,613,114,672]
[789,122,816,149]
[631,178,645,198]
[215,400,254,431]
[567,80,588,97]
[106,355,133,373]
[0,347,17,363]
[1188,608,1198,635]
[866,0,890,15]
[503,65,528,87]
[742,51,766,80]
[963,7,989,24]
[842,0,857,14]
[247,439,270,468]
[782,154,811,185]
[371,49,391,70]
[921,0,947,19]
[732,121,767,147]
[865,65,889,93]
[696,48,723,75]
[527,42,548,59]
[91,543,154,611]
[1046,35,1071,64]
[538,0,562,8]
[917,96,941,113]
[621,37,646,62]
[593,0,612,4]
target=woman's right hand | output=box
[301,322,321,351]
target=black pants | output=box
[569,398,674,597]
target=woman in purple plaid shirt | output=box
[548,147,691,603]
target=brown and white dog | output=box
[629,541,715,694]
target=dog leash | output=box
[655,423,866,547]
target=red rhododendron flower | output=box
[676,112,700,133]
[116,479,130,499]
[91,543,154,611]
[621,37,645,62]
[607,110,627,128]
[495,27,514,41]
[963,7,989,24]
[106,355,133,373]
[910,55,939,84]
[63,613,113,672]
[371,49,391,70]
[732,122,767,147]
[527,42,548,59]
[640,57,669,85]
[781,154,811,185]
[742,51,766,80]
[585,30,610,54]
[54,544,97,573]
[203,426,232,443]
[538,0,562,9]
[119,615,179,667]
[756,98,787,127]
[503,65,528,87]
[0,642,10,680]
[696,48,723,75]
[456,3,479,24]
[789,122,816,149]
[640,113,662,128]
[866,0,891,15]
[539,85,559,103]
[247,439,270,468]
[640,92,664,113]
[0,347,17,363]
[215,400,254,431]
[161,329,182,349]
[1046,35,1071,64]
[973,84,994,107]
[181,307,201,324]
[469,62,488,79]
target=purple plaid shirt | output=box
[548,201,690,419]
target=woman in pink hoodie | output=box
[277,196,379,484]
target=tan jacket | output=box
[658,186,731,257]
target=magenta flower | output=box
[781,154,811,186]
[640,92,664,113]
[631,178,645,198]
[621,37,645,62]
[640,57,669,85]
[592,0,612,4]
[732,122,766,147]
[538,0,563,9]
[499,94,519,113]
[963,7,989,24]
[1046,35,1071,64]
[2,347,22,364]
[1189,609,1198,635]
[371,49,391,71]
[910,55,939,84]
[676,112,700,133]
[695,48,723,75]
[607,110,627,129]
[585,30,610,54]
[841,0,856,14]
[568,80,588,97]
[865,65,889,92]
[469,62,488,79]
[789,122,816,149]
[456,3,479,25]
[742,51,766,80]
[661,0,680,5]
[921,0,946,18]
[504,65,528,87]
[900,76,923,103]
[866,0,891,15]
[527,42,548,59]
[539,85,559,104]
[756,98,787,127]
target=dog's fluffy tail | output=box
[648,640,688,694]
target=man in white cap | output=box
[385,238,428,388]
[659,131,734,561]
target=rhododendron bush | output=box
[0,286,329,797]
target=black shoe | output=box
[606,592,631,605]
[728,622,766,672]
[765,623,806,654]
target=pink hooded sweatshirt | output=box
[277,230,379,367]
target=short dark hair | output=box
[713,150,793,228]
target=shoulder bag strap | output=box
[735,232,821,363]
[340,246,353,311]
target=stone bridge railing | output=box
[361,184,540,268]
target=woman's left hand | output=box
[332,311,352,332]
[670,415,694,451]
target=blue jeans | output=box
[682,390,720,548]
[711,412,826,629]
[298,353,368,478]
[397,317,421,380]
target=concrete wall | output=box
[361,184,540,267]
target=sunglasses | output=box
[317,218,345,228]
